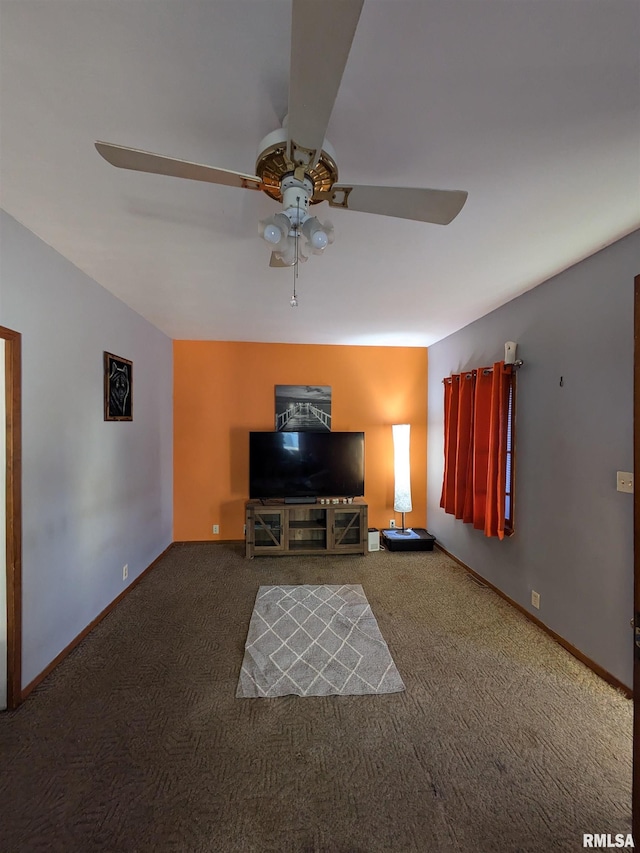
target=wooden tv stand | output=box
[245,499,368,558]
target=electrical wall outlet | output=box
[122,564,128,581]
[212,524,219,535]
[389,519,396,529]
[531,590,540,609]
[617,471,634,493]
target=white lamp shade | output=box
[393,423,412,513]
[273,235,308,266]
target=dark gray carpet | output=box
[0,543,632,852]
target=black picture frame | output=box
[104,352,133,421]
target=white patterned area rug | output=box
[236,584,405,698]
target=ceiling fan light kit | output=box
[94,0,467,306]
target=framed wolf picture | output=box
[104,352,133,421]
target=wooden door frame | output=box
[633,275,639,843]
[1,325,22,710]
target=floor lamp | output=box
[393,423,412,534]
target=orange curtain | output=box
[440,375,458,513]
[440,361,513,539]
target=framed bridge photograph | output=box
[275,385,331,432]
[104,352,133,421]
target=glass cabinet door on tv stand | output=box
[329,506,366,552]
[248,508,285,553]
[245,499,368,558]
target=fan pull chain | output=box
[291,194,302,307]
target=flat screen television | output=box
[249,431,365,501]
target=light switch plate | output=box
[617,471,634,493]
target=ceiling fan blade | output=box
[323,185,468,225]
[95,142,263,190]
[287,0,364,168]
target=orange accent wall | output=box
[173,341,427,541]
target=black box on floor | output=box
[381,528,436,552]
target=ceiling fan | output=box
[95,0,467,277]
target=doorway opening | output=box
[1,325,22,710]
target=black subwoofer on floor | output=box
[381,528,436,552]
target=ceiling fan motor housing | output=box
[255,127,339,204]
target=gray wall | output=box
[427,229,639,688]
[0,211,173,688]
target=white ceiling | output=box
[1,0,639,346]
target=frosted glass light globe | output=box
[264,224,282,244]
[310,230,328,250]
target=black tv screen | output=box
[249,431,365,500]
